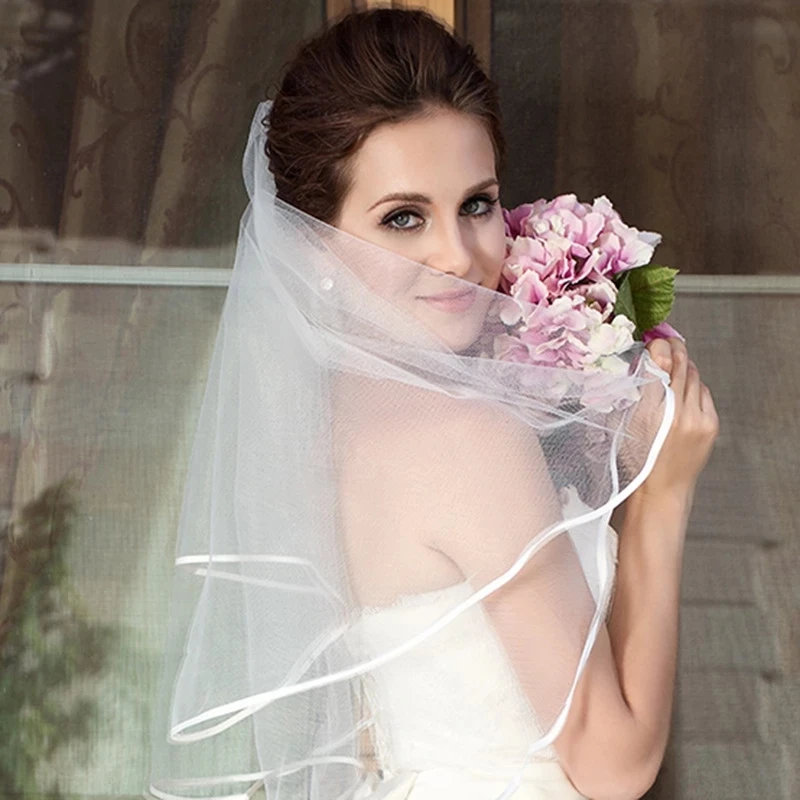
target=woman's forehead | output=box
[347,109,498,207]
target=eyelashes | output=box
[461,195,500,217]
[379,194,499,234]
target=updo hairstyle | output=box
[266,8,505,224]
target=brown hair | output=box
[266,8,505,224]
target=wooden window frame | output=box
[325,0,491,70]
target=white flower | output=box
[586,314,635,360]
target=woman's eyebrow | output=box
[368,192,431,211]
[367,178,499,212]
[463,178,500,197]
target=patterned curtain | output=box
[0,1,322,793]
[554,0,800,276]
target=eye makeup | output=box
[379,193,499,234]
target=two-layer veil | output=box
[148,102,673,800]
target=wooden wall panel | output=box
[456,0,491,71]
[326,0,457,28]
[393,0,455,27]
[326,0,357,21]
[323,0,494,75]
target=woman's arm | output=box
[428,338,718,800]
[556,491,689,799]
[551,338,719,799]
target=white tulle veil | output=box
[147,101,674,800]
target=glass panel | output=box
[3,282,796,798]
[0,282,225,798]
[0,0,325,270]
[492,0,800,276]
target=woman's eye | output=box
[382,210,423,231]
[461,196,497,216]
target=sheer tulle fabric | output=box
[148,103,673,799]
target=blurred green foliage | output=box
[0,479,115,798]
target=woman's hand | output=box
[638,337,719,501]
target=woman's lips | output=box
[418,286,479,313]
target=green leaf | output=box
[617,265,678,333]
[614,272,637,329]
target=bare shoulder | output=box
[334,375,569,587]
[357,395,549,480]
[369,397,564,584]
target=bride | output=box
[149,8,718,800]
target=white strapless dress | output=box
[346,490,617,800]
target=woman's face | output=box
[335,108,506,352]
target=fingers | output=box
[668,338,688,399]
[700,383,720,436]
[700,382,714,414]
[685,358,720,441]
[649,339,718,440]
[684,359,701,408]
[646,338,672,373]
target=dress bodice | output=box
[344,488,617,798]
[348,581,558,775]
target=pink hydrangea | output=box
[580,358,642,413]
[494,293,636,374]
[503,195,662,286]
[565,275,618,321]
[503,204,536,238]
[495,194,677,408]
[501,236,574,302]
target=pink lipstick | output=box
[419,286,478,313]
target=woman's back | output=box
[333,377,477,606]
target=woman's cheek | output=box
[355,259,423,304]
[484,221,507,290]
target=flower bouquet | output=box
[493,194,680,409]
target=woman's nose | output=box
[425,223,474,278]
